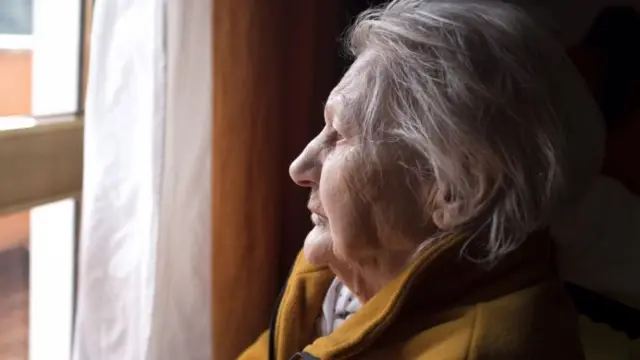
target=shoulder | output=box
[467,281,584,359]
[456,280,583,360]
[381,281,584,359]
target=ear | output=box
[429,170,497,230]
[430,185,466,230]
[428,181,468,231]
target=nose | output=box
[289,144,321,188]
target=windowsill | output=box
[0,116,83,215]
[0,114,82,133]
[0,116,38,131]
[0,34,33,51]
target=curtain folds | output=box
[74,0,345,358]
[147,0,212,358]
[73,0,212,358]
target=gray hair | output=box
[341,0,605,264]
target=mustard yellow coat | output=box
[239,233,584,359]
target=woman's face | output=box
[289,61,432,268]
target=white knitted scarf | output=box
[317,278,362,337]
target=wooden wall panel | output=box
[212,0,285,358]
[212,1,345,358]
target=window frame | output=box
[0,0,92,357]
[0,118,83,214]
[0,0,92,214]
[0,34,33,51]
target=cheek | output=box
[319,151,378,260]
[320,147,434,259]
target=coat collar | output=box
[276,231,553,359]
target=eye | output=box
[330,128,345,145]
[320,125,347,147]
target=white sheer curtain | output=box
[72,0,212,358]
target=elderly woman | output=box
[241,0,604,359]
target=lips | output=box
[307,193,326,217]
[308,194,327,223]
[310,213,327,226]
[308,207,328,221]
[308,207,326,216]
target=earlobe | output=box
[428,184,464,230]
[432,201,465,230]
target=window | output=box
[0,200,76,359]
[0,0,83,120]
[0,0,90,358]
[0,0,33,120]
[0,0,33,35]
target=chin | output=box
[303,245,324,266]
[303,226,333,265]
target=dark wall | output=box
[278,0,639,281]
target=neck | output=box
[329,248,416,303]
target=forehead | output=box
[331,54,371,98]
[325,53,374,124]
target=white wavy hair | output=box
[341,0,605,264]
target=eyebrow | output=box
[325,93,358,133]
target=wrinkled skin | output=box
[289,58,436,302]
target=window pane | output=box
[0,199,76,360]
[0,0,82,124]
[0,0,33,35]
[0,47,31,119]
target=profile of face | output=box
[289,57,434,276]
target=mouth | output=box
[310,212,323,225]
[310,212,328,226]
[307,205,326,216]
[308,192,328,225]
[307,206,327,225]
